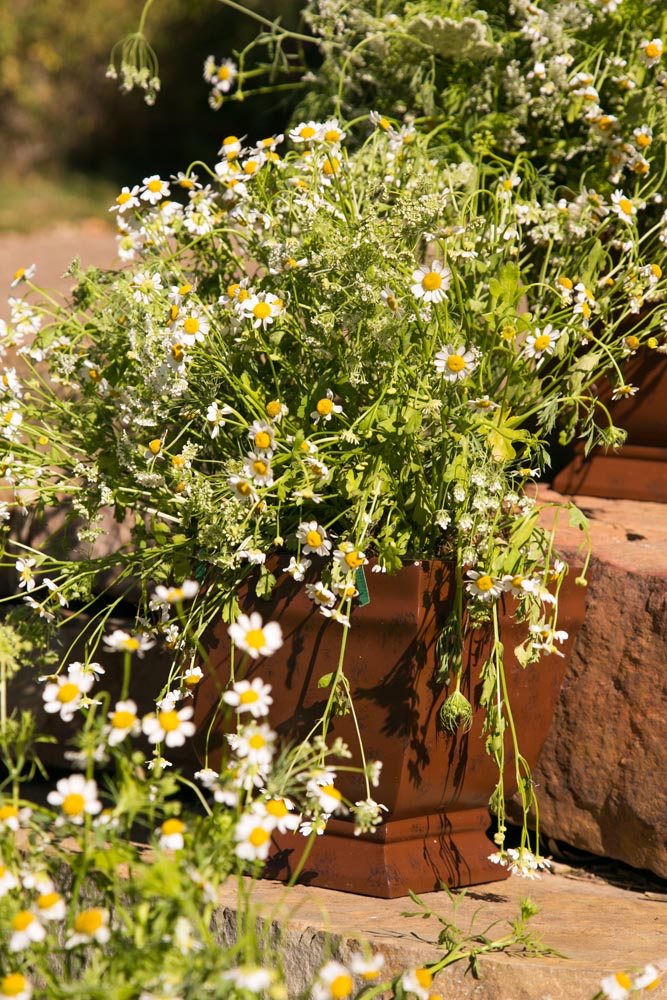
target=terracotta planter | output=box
[193,560,585,898]
[553,348,667,502]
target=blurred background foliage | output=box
[0,0,304,228]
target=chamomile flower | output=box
[305,581,336,607]
[467,395,498,414]
[234,812,274,861]
[401,967,434,1000]
[285,556,311,581]
[349,952,386,981]
[47,774,102,824]
[222,967,275,993]
[243,292,280,330]
[229,475,259,504]
[411,260,451,304]
[10,265,36,288]
[640,38,663,67]
[296,520,332,556]
[243,452,274,487]
[319,606,351,627]
[434,344,478,381]
[253,797,300,834]
[150,580,199,607]
[333,541,368,570]
[227,613,283,660]
[9,911,46,952]
[311,389,343,424]
[142,706,196,747]
[0,863,18,896]
[209,57,237,93]
[248,420,275,452]
[105,700,141,746]
[230,723,276,765]
[307,780,348,815]
[42,670,94,722]
[15,557,36,592]
[158,818,186,851]
[611,383,639,400]
[289,120,321,144]
[0,974,32,1000]
[140,175,170,204]
[103,629,156,657]
[524,325,561,360]
[110,186,140,214]
[0,806,21,832]
[312,962,354,1000]
[465,570,503,601]
[611,190,637,223]
[65,908,110,948]
[35,892,66,921]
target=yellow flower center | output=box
[324,129,342,142]
[316,398,334,416]
[248,733,267,750]
[148,439,162,455]
[57,682,80,704]
[183,317,200,335]
[147,179,163,193]
[111,710,136,729]
[266,799,289,818]
[12,911,34,932]
[217,66,231,80]
[558,276,573,289]
[615,973,633,990]
[645,42,661,60]
[446,354,466,372]
[421,271,442,292]
[255,431,271,448]
[252,460,269,476]
[322,157,340,176]
[157,710,181,732]
[253,302,272,320]
[239,689,260,704]
[306,529,323,548]
[2,974,27,997]
[235,481,253,497]
[243,629,266,650]
[299,126,316,140]
[37,892,61,911]
[619,198,634,215]
[344,551,365,569]
[625,335,640,350]
[74,909,104,936]
[512,576,525,589]
[223,135,239,147]
[266,401,282,418]
[651,264,662,278]
[415,969,433,989]
[533,334,551,352]
[178,283,192,295]
[169,305,179,322]
[637,133,652,148]
[62,793,86,816]
[162,818,185,836]
[249,826,270,847]
[320,784,341,801]
[0,806,18,821]
[475,575,494,592]
[116,192,131,205]
[171,343,185,362]
[330,975,353,999]
[243,161,259,175]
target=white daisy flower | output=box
[223,678,274,717]
[305,582,336,607]
[0,863,18,896]
[9,911,46,952]
[410,260,451,304]
[105,699,141,746]
[35,891,66,921]
[222,966,275,993]
[243,452,274,487]
[158,817,186,851]
[289,120,321,144]
[142,705,195,747]
[524,324,561,360]
[65,908,110,948]
[467,395,498,414]
[206,400,232,437]
[307,780,348,815]
[211,58,237,93]
[312,961,354,1000]
[401,967,434,1000]
[103,629,155,657]
[640,37,663,67]
[434,344,478,381]
[296,520,332,556]
[109,186,140,214]
[227,613,283,660]
[140,175,170,204]
[47,774,102,824]
[252,797,300,834]
[285,556,311,581]
[310,389,343,425]
[15,557,36,592]
[234,812,274,861]
[42,671,94,722]
[10,266,36,288]
[465,570,503,601]
[611,190,637,223]
[150,580,199,607]
[0,974,32,1000]
[230,723,276,765]
[333,541,368,570]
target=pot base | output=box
[264,808,510,898]
[552,444,667,502]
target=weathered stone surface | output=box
[523,488,667,879]
[212,871,667,1000]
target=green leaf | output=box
[255,566,276,600]
[318,672,334,689]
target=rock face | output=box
[524,488,667,879]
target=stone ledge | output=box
[527,487,667,879]
[211,869,667,1000]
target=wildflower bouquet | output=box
[3,0,667,893]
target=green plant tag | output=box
[356,567,370,607]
